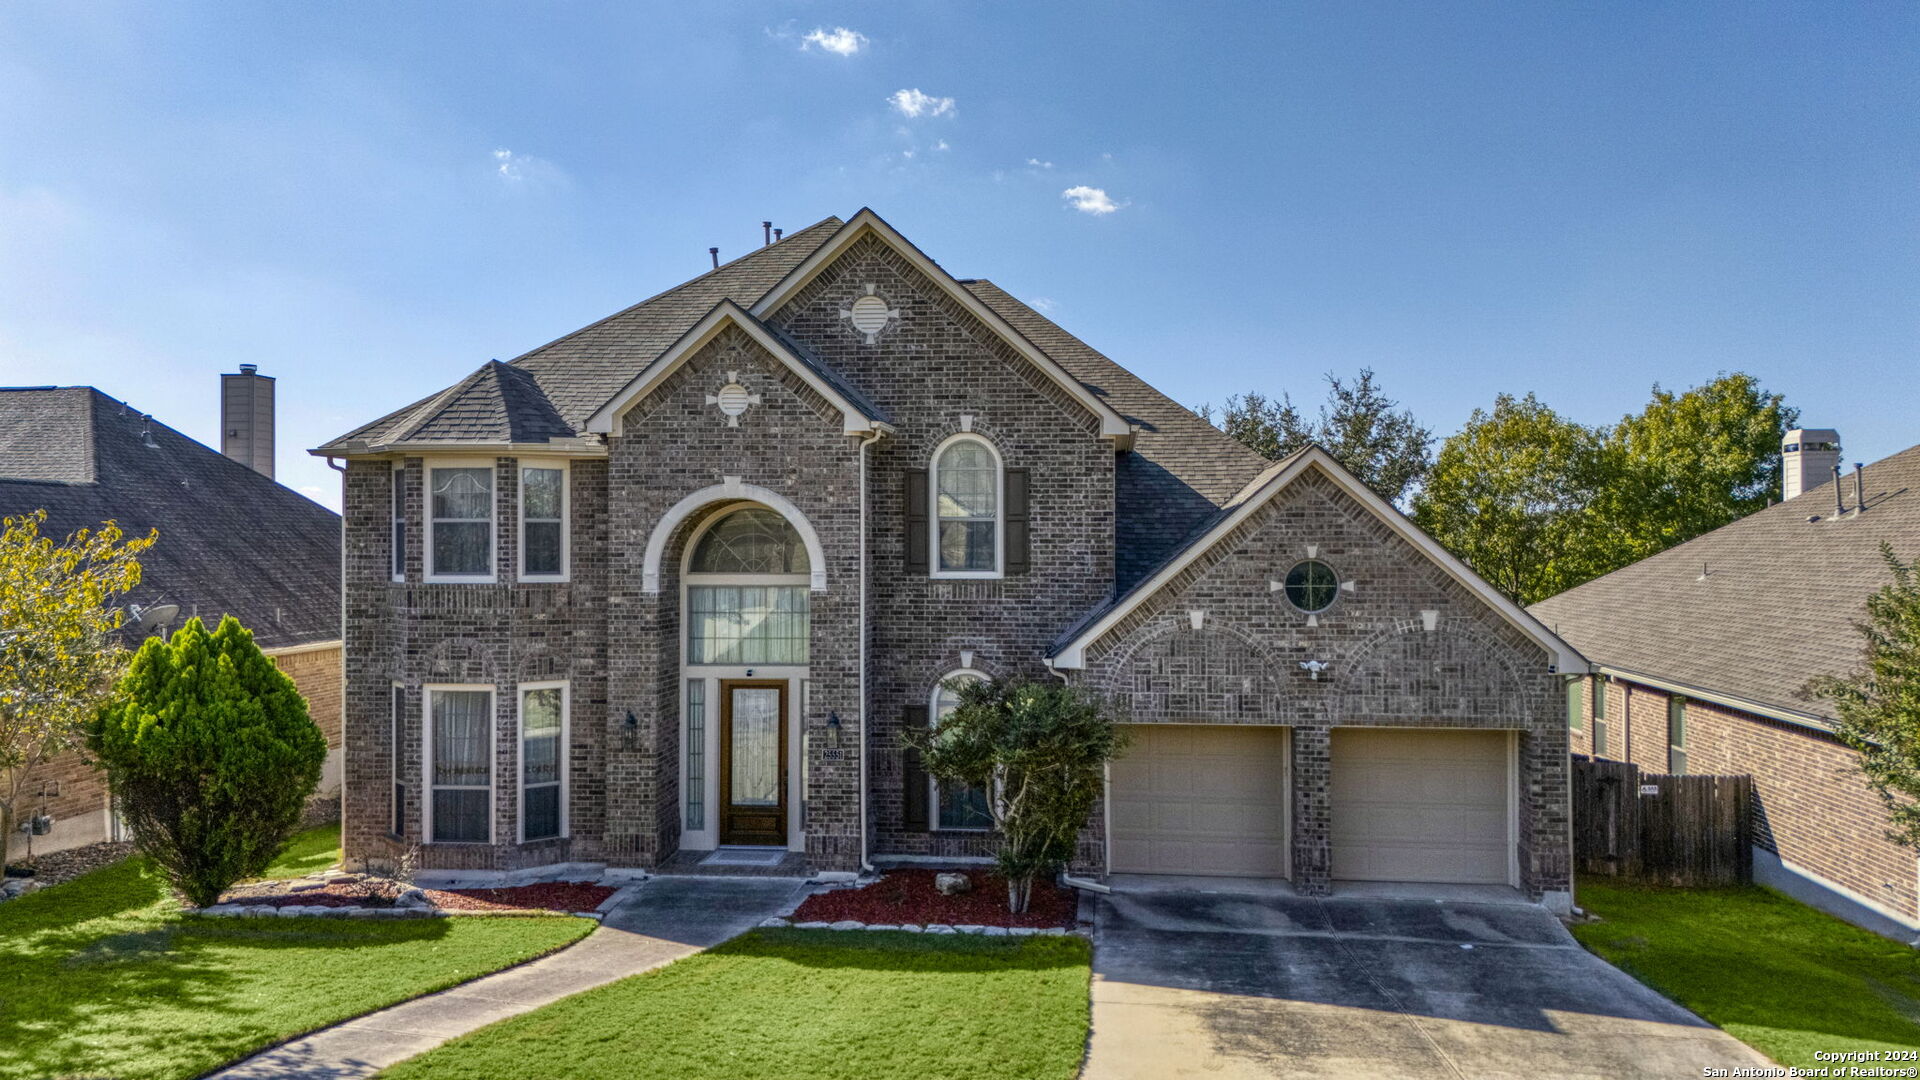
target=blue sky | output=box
[3,3,1914,511]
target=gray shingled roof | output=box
[320,218,848,451]
[320,211,1273,597]
[1530,442,1920,723]
[0,387,341,650]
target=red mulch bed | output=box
[790,869,1077,929]
[429,882,615,913]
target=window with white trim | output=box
[686,507,811,665]
[519,682,566,842]
[932,436,1001,576]
[429,465,495,579]
[932,671,992,830]
[390,684,405,836]
[391,468,407,581]
[519,464,567,580]
[426,687,492,843]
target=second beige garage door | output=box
[1109,725,1288,876]
[1330,728,1511,885]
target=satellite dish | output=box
[127,602,180,636]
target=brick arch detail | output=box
[641,479,827,594]
[1098,614,1290,724]
[1329,617,1527,723]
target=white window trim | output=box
[391,466,407,583]
[517,459,570,583]
[930,669,992,831]
[389,681,405,837]
[424,458,498,584]
[423,683,496,845]
[929,433,1004,580]
[517,680,570,843]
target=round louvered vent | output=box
[715,383,752,417]
[849,295,891,336]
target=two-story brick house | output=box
[317,210,1581,905]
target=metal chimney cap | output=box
[238,363,258,375]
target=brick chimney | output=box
[220,364,275,478]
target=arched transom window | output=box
[932,436,1001,576]
[686,507,810,665]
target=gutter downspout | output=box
[1044,657,1110,895]
[326,456,348,866]
[857,427,883,875]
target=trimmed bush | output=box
[91,615,327,907]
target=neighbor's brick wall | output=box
[1082,469,1570,899]
[269,644,343,748]
[1579,673,1915,920]
[768,233,1118,863]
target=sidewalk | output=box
[206,876,809,1080]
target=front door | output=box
[718,680,788,846]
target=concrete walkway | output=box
[207,876,808,1080]
[1085,881,1774,1080]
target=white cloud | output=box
[1030,296,1057,312]
[492,148,565,187]
[1026,157,1054,169]
[934,139,950,151]
[1062,185,1123,215]
[802,26,868,55]
[889,88,955,118]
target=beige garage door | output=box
[1331,728,1510,885]
[1109,725,1288,876]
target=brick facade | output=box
[1573,673,1914,922]
[334,222,1572,899]
[1081,471,1570,899]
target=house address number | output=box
[1638,784,1660,796]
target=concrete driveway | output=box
[1085,879,1772,1080]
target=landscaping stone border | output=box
[757,915,1081,936]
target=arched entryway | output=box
[677,504,812,853]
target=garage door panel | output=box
[1331,729,1510,886]
[1109,725,1289,877]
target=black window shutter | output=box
[904,469,930,575]
[901,704,931,831]
[1004,468,1031,575]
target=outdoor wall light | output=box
[1299,660,1330,681]
[826,712,842,748]
[622,710,639,752]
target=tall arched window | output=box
[931,436,1001,576]
[931,671,992,830]
[685,507,811,665]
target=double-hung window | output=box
[932,436,1001,576]
[426,687,493,843]
[520,464,567,580]
[519,682,567,842]
[428,464,494,580]
[391,467,407,581]
[1668,696,1688,775]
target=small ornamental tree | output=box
[906,677,1128,913]
[1812,545,1920,851]
[91,615,327,906]
[0,511,154,877]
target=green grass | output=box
[1572,879,1920,1068]
[379,928,1093,1080]
[257,822,342,879]
[0,847,593,1080]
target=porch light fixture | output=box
[826,712,842,748]
[1299,660,1330,681]
[622,710,639,752]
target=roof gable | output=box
[750,209,1134,442]
[1050,445,1585,672]
[584,300,891,438]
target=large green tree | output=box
[91,615,327,906]
[1206,369,1434,505]
[1414,373,1796,604]
[1411,394,1604,604]
[1812,547,1920,851]
[0,511,153,876]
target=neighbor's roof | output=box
[317,210,1272,589]
[0,387,341,649]
[1530,442,1920,726]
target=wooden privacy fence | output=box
[1572,756,1753,886]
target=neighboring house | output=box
[0,372,343,861]
[318,210,1581,906]
[1532,434,1920,939]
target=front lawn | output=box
[379,928,1092,1080]
[0,849,592,1080]
[257,821,342,879]
[1572,879,1920,1068]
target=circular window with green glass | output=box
[1284,560,1340,613]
